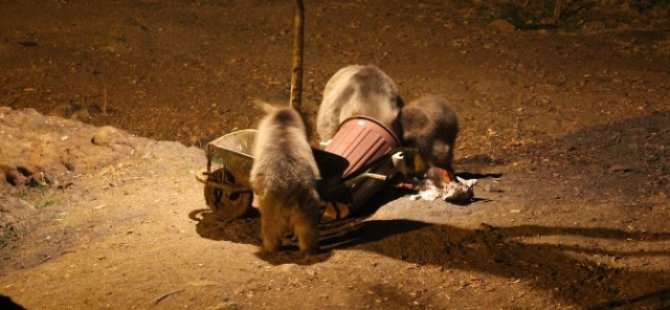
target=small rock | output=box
[92,126,119,146]
[278,263,299,273]
[71,109,91,121]
[209,301,241,310]
[87,104,103,116]
[608,164,633,173]
[4,170,26,186]
[48,103,79,117]
[477,223,495,232]
[488,19,515,33]
[484,181,504,193]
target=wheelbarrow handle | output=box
[343,172,387,187]
[341,147,418,184]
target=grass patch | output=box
[0,230,18,247]
[34,197,59,210]
[14,188,28,199]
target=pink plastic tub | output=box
[324,116,400,215]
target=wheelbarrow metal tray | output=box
[200,129,257,219]
[206,129,257,186]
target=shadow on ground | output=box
[0,295,26,310]
[335,219,670,309]
[192,208,670,308]
[190,112,670,306]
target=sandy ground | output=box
[1,0,670,309]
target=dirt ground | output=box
[1,0,670,309]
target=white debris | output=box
[408,176,477,203]
[443,177,477,203]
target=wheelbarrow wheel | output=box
[204,168,251,219]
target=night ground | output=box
[1,0,670,309]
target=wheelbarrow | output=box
[195,116,416,220]
[196,129,256,219]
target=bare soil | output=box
[1,0,670,309]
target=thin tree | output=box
[289,0,304,112]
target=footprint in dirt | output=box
[1,165,50,188]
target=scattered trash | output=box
[444,177,477,203]
[407,179,441,201]
[406,175,477,203]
